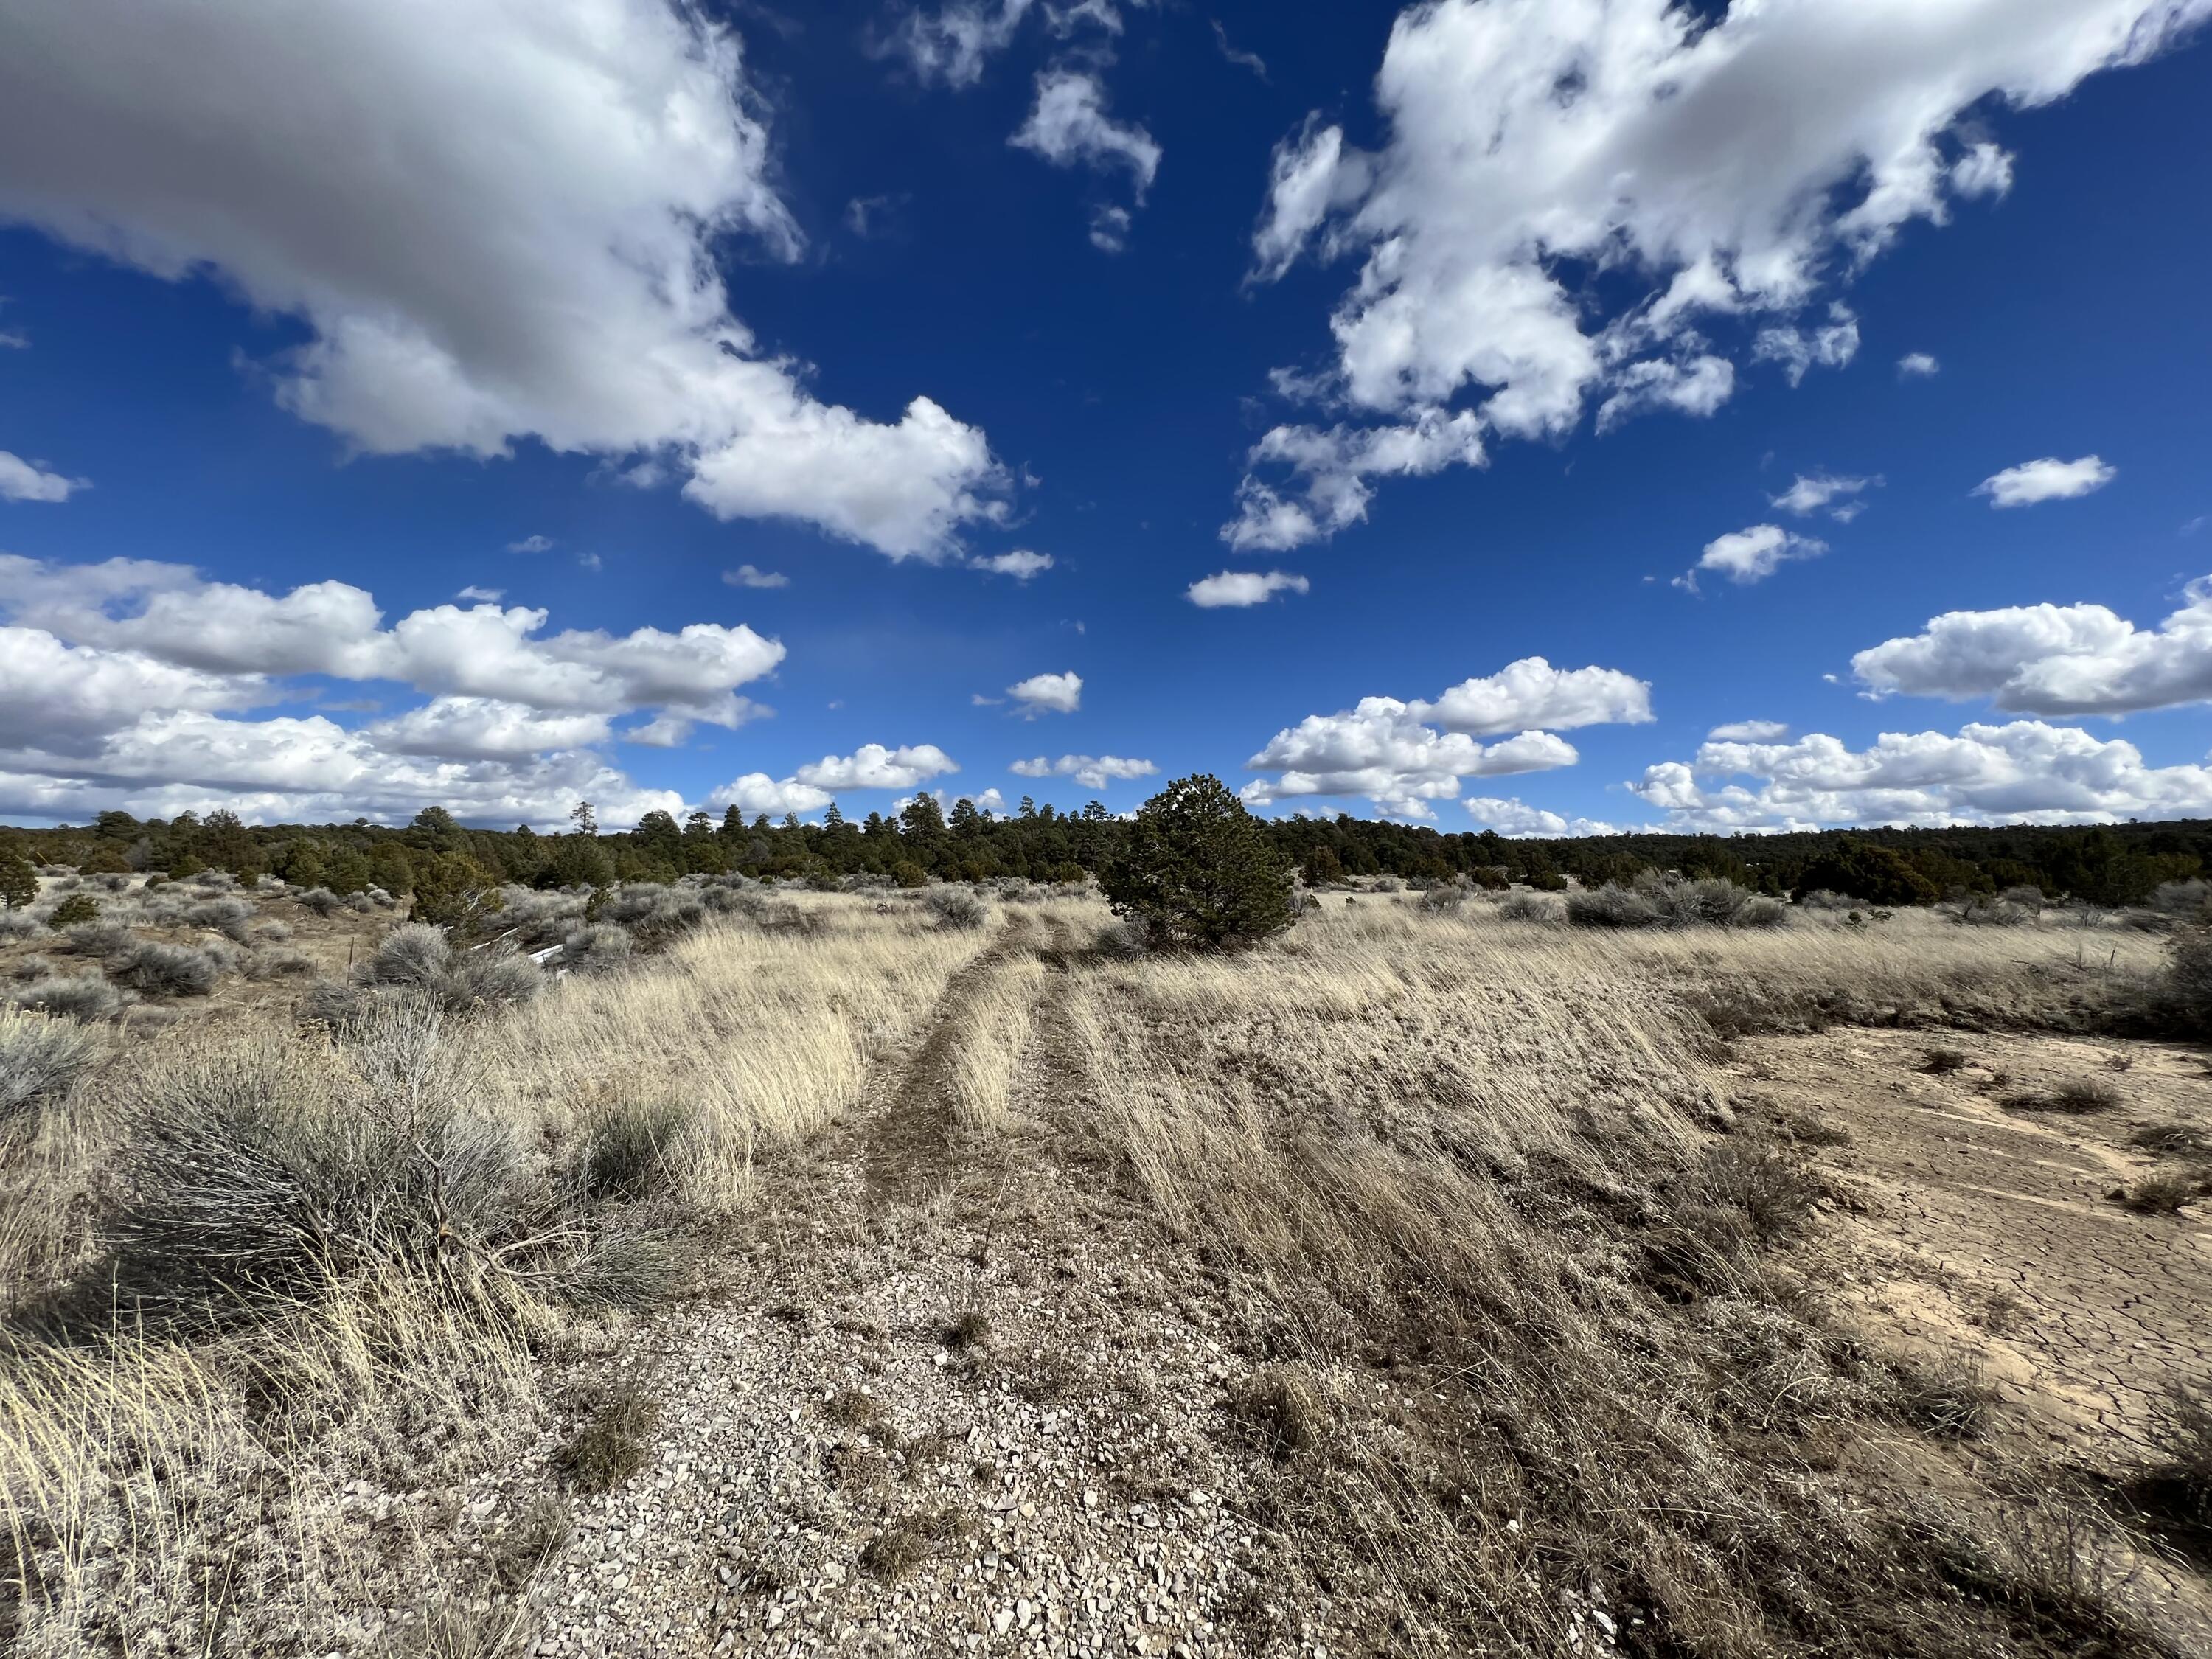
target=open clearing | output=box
[7,883,2211,1658]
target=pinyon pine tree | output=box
[1102,773,1295,949]
[1,848,39,911]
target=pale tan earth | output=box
[10,891,2212,1659]
[495,919,2212,1658]
[1727,1026,2212,1640]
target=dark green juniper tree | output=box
[1,846,41,911]
[1102,773,1295,949]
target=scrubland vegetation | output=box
[2,785,2211,1655]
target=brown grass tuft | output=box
[857,1503,976,1579]
[556,1386,658,1493]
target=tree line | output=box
[4,795,2211,910]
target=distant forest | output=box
[6,787,2212,911]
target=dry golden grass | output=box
[488,899,992,1213]
[1,901,992,1656]
[1049,901,2182,1656]
[0,890,2196,1657]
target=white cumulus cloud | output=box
[723,564,790,590]
[1233,0,2205,547]
[1897,352,1942,378]
[0,707,681,830]
[1007,671,1083,716]
[0,0,1006,558]
[1680,525,1827,591]
[1632,720,2212,831]
[1186,570,1310,608]
[1975,455,2117,507]
[706,773,835,819]
[1010,69,1160,251]
[1851,577,2212,716]
[1009,754,1157,790]
[1241,658,1647,820]
[0,553,787,824]
[0,555,783,731]
[793,743,960,792]
[1409,658,1653,736]
[1244,703,1577,821]
[364,698,613,759]
[1464,797,1624,838]
[971,549,1054,580]
[0,451,80,503]
[1771,471,1879,520]
[712,741,961,821]
[1708,720,1791,742]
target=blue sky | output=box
[1,0,2209,833]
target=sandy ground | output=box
[1724,1026,2212,1641]
[1725,1029,2212,1459]
[440,931,2212,1658]
[444,915,1315,1657]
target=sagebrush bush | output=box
[498,886,588,950]
[367,922,450,987]
[1498,888,1562,922]
[7,953,56,984]
[101,1014,540,1315]
[445,952,542,1009]
[0,1006,106,1120]
[8,973,128,1023]
[184,897,252,928]
[2120,1172,2199,1214]
[2133,1382,2212,1537]
[1419,880,1470,915]
[2002,1077,2120,1115]
[1568,873,1782,931]
[63,919,133,957]
[305,925,543,1027]
[243,947,316,981]
[559,923,633,975]
[2129,1120,2212,1158]
[0,909,52,942]
[2152,879,2211,919]
[560,1213,692,1312]
[295,886,343,917]
[2154,923,2212,1036]
[922,886,989,931]
[113,941,222,997]
[602,883,706,942]
[135,892,188,927]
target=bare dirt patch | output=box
[1727,1028,2212,1461]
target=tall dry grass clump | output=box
[1,904,995,1654]
[1,1004,558,1654]
[490,900,992,1214]
[1051,902,2171,1657]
